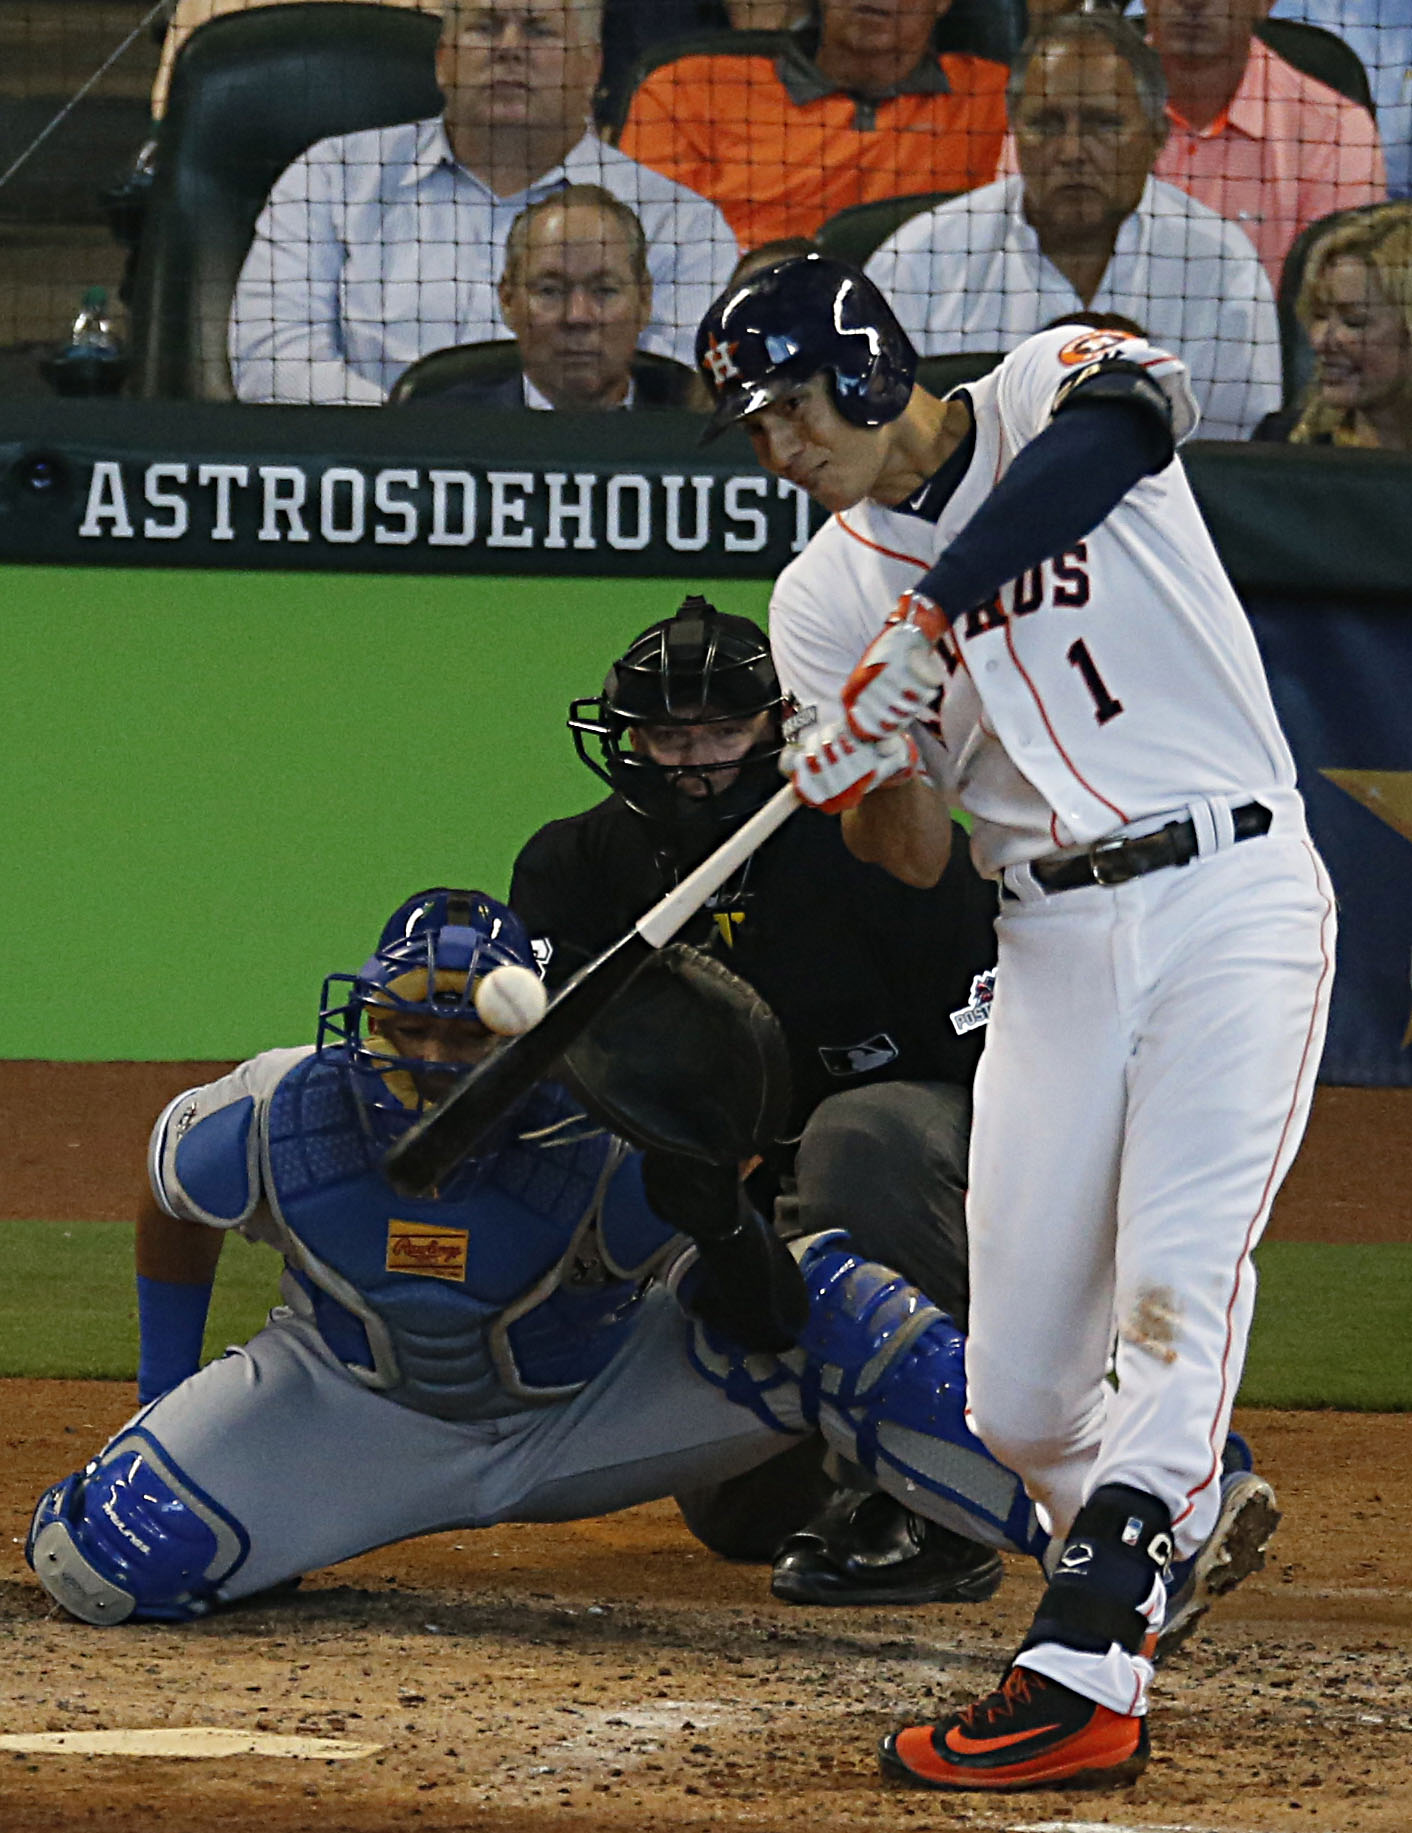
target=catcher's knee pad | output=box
[27,1430,248,1625]
[791,1233,1047,1560]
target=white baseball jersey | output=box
[768,325,1302,877]
[772,322,1338,1720]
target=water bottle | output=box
[40,286,131,397]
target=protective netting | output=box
[2,0,1409,441]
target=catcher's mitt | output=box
[561,943,791,1163]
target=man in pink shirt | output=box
[1146,0,1386,282]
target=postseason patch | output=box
[949,970,995,1036]
[386,1219,470,1282]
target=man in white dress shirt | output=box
[229,0,739,403]
[867,12,1280,440]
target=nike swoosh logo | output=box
[945,1723,1063,1756]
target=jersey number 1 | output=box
[1067,639,1124,725]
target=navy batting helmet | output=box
[568,596,786,829]
[696,253,917,442]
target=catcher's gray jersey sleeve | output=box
[149,1047,312,1229]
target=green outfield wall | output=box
[3,564,771,1059]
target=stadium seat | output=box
[387,339,705,408]
[916,351,1004,395]
[127,2,443,400]
[1274,203,1387,409]
[1254,18,1375,115]
[815,193,959,268]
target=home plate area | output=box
[1,1391,1409,1833]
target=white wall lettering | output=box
[605,475,651,551]
[198,464,249,541]
[428,470,476,547]
[78,461,134,539]
[258,467,310,542]
[373,469,419,545]
[142,463,190,541]
[543,472,598,551]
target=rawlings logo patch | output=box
[386,1219,469,1282]
[949,969,995,1036]
[1057,329,1137,365]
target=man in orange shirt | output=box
[1146,0,1386,281]
[616,0,1008,249]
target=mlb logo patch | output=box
[386,1219,469,1282]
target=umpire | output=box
[510,594,1002,1606]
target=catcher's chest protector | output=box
[261,1058,678,1419]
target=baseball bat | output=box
[383,781,801,1196]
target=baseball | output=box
[473,964,548,1035]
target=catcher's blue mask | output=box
[318,889,539,1143]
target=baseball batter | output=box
[27,887,1048,1626]
[695,255,1336,1791]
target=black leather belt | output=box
[1021,801,1273,895]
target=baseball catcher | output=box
[29,888,1057,1626]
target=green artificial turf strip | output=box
[1240,1241,1412,1410]
[0,1225,1407,1407]
[0,1221,283,1380]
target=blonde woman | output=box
[1289,203,1412,450]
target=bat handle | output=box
[635,783,800,949]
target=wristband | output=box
[136,1274,214,1405]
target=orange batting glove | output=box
[784,721,921,814]
[840,589,949,742]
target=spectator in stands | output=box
[722,0,809,27]
[1144,0,1387,282]
[614,0,1010,248]
[1267,0,1411,199]
[228,0,739,403]
[406,186,707,409]
[867,12,1281,439]
[1265,201,1412,445]
[150,0,437,120]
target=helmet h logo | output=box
[702,334,742,387]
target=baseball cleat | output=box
[771,1490,1004,1607]
[878,1667,1149,1792]
[1156,1469,1281,1661]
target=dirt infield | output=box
[1,1067,1409,1830]
[3,1394,1410,1833]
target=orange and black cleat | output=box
[878,1666,1150,1792]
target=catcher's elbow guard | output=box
[27,1431,248,1624]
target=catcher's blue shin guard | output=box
[691,1232,1047,1560]
[27,1430,248,1624]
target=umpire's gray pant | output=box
[675,1078,972,1559]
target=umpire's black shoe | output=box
[770,1488,1004,1606]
